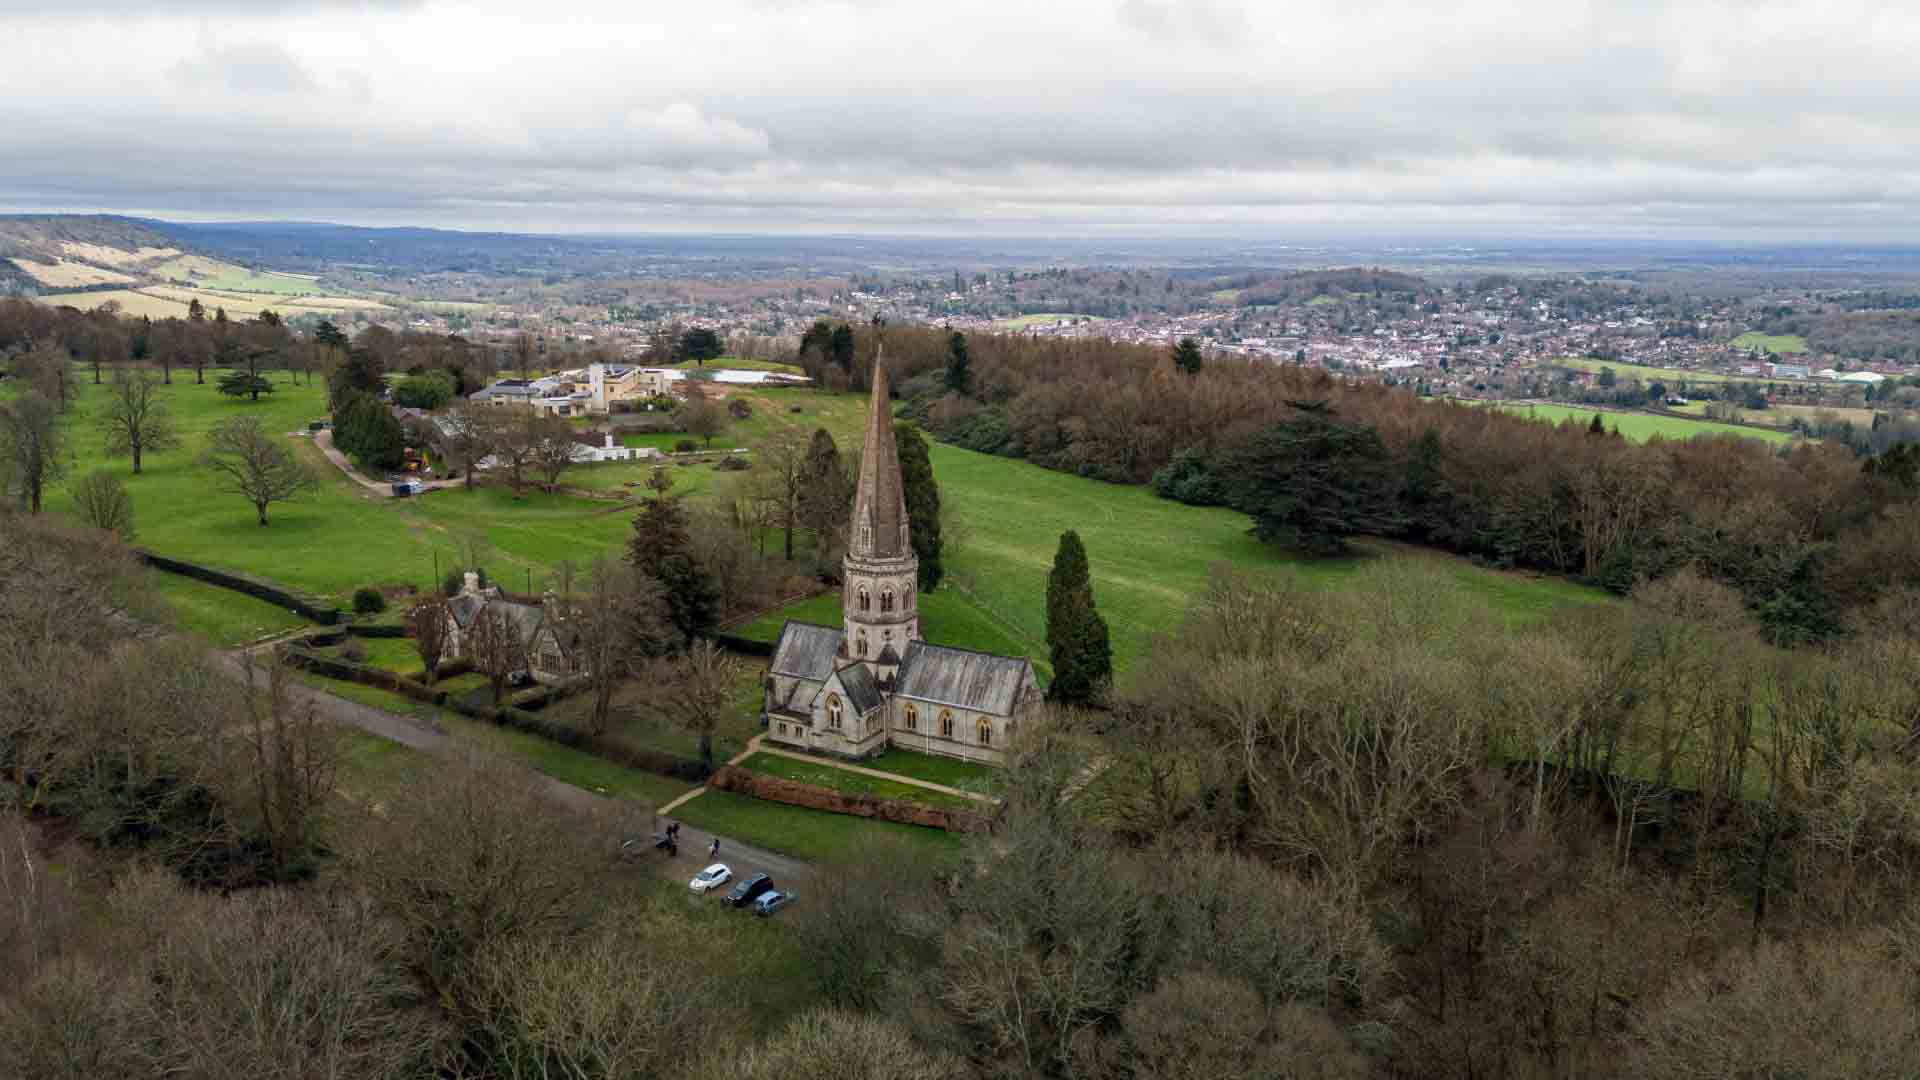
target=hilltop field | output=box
[1495,402,1795,445]
[13,368,1607,684]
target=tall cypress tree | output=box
[798,428,852,571]
[894,422,944,590]
[945,331,971,395]
[1045,529,1111,705]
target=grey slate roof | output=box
[834,662,885,715]
[894,642,1033,717]
[448,592,487,629]
[769,621,844,680]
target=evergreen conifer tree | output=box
[1172,337,1204,375]
[1045,529,1111,705]
[798,428,852,568]
[627,490,716,644]
[894,422,944,590]
[945,331,971,395]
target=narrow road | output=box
[213,651,811,887]
[310,429,464,497]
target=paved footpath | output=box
[214,651,810,888]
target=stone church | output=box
[763,360,1040,765]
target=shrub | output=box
[727,399,752,420]
[789,405,803,414]
[715,455,750,471]
[674,439,698,453]
[340,639,369,662]
[1150,446,1227,506]
[352,587,387,615]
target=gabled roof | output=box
[894,642,1034,717]
[769,621,844,681]
[447,592,487,628]
[830,662,885,715]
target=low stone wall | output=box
[709,764,995,834]
[137,549,340,625]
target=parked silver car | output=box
[689,863,732,893]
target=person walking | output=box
[709,836,720,859]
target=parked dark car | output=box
[722,872,773,908]
[751,890,797,918]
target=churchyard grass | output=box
[737,752,983,812]
[863,747,1000,791]
[667,787,966,863]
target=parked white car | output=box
[689,863,732,893]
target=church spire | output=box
[849,350,910,560]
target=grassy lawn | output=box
[863,747,1000,791]
[738,752,983,812]
[671,356,805,375]
[1554,357,1736,384]
[151,571,313,646]
[667,787,965,864]
[620,431,739,452]
[996,313,1081,329]
[434,711,697,808]
[340,635,425,677]
[1731,331,1810,355]
[1496,403,1794,445]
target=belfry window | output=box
[858,586,870,612]
[881,588,894,613]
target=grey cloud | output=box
[169,41,318,95]
[4,0,1920,236]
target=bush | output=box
[674,439,698,453]
[352,587,387,614]
[727,399,752,420]
[789,405,802,414]
[340,639,369,662]
[1150,446,1227,506]
[715,455,750,471]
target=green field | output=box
[1554,357,1736,384]
[667,787,965,863]
[996,313,1082,329]
[1731,332,1810,355]
[152,254,322,296]
[1497,403,1794,445]
[22,371,1609,686]
[737,752,980,812]
[152,571,311,646]
[672,356,805,375]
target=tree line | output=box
[786,321,1920,644]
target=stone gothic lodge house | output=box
[763,360,1040,765]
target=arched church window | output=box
[903,585,913,610]
[903,703,918,731]
[858,586,870,612]
[856,633,868,657]
[939,709,954,739]
[827,694,843,729]
[978,717,992,746]
[881,587,894,613]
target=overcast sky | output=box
[2,0,1915,239]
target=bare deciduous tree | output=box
[0,391,66,514]
[200,416,317,525]
[529,413,578,493]
[232,650,341,879]
[408,595,454,685]
[638,638,739,772]
[68,469,134,539]
[97,366,179,475]
[467,605,525,706]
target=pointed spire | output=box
[850,347,910,560]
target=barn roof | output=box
[769,621,844,681]
[895,642,1033,717]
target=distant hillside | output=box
[0,214,176,262]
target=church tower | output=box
[843,353,919,681]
